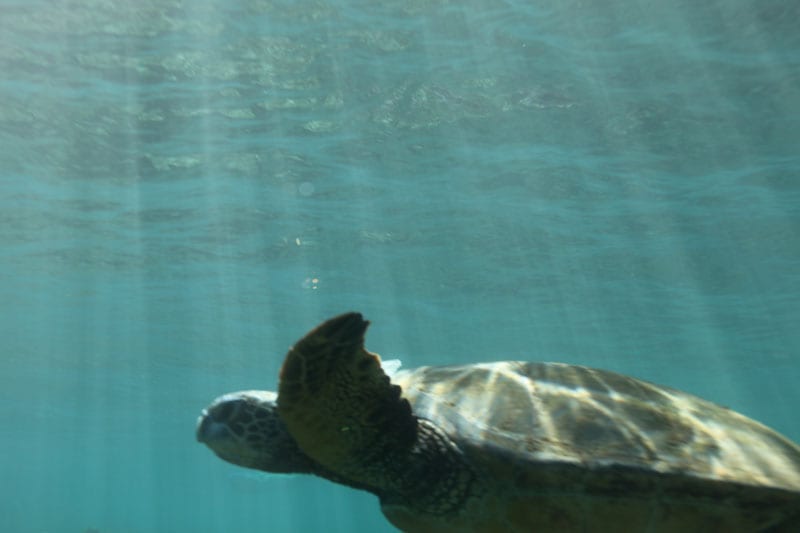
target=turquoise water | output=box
[1,0,799,531]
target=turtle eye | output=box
[211,400,239,422]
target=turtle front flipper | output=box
[277,312,417,487]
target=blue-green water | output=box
[1,0,799,532]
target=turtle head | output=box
[196,390,314,474]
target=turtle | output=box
[196,312,800,532]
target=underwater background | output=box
[1,0,799,531]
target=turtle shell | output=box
[391,361,800,532]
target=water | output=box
[1,0,799,531]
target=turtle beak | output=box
[196,408,212,443]
[196,397,244,444]
[196,406,234,444]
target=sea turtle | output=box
[196,312,800,532]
